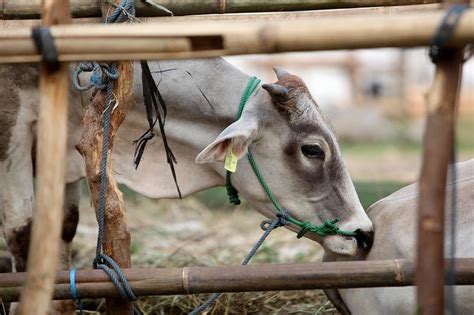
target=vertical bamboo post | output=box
[16,1,71,315]
[416,1,468,314]
[76,1,135,314]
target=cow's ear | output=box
[195,118,258,163]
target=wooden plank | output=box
[0,9,473,63]
[415,1,468,314]
[15,1,71,315]
[0,0,440,19]
[0,259,472,302]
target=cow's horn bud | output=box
[273,67,291,80]
[262,83,288,101]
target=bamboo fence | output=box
[0,9,473,63]
[1,258,473,302]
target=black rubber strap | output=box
[32,26,59,72]
[429,4,469,63]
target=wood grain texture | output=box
[16,1,71,315]
[0,8,473,63]
[1,259,472,302]
[415,1,469,314]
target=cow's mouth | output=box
[322,234,358,256]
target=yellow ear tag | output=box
[224,147,238,173]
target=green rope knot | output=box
[226,172,241,205]
[226,184,241,205]
[295,218,356,239]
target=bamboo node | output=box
[182,267,190,294]
[393,259,406,283]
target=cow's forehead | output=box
[266,73,340,158]
[276,74,309,91]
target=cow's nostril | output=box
[354,229,374,252]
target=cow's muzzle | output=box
[353,229,374,252]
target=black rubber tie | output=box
[429,4,470,63]
[32,26,60,72]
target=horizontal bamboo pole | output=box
[0,0,440,19]
[0,4,442,29]
[0,259,472,302]
[0,9,473,64]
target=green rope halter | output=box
[225,76,356,238]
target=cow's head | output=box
[196,68,373,256]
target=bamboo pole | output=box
[0,9,473,64]
[0,259,472,302]
[0,4,442,29]
[15,1,71,315]
[0,0,440,19]
[75,1,135,314]
[415,1,468,314]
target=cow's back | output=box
[339,159,474,315]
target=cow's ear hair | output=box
[195,117,258,164]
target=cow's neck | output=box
[114,58,255,198]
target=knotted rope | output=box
[70,1,142,314]
[72,57,141,314]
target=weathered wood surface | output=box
[415,0,469,314]
[16,1,71,315]
[0,9,473,64]
[0,0,440,19]
[75,1,135,314]
[1,259,473,302]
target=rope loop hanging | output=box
[73,62,119,91]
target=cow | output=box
[324,159,474,315]
[0,58,374,313]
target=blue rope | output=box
[69,268,83,315]
[106,0,136,23]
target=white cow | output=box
[324,159,474,315]
[0,58,374,313]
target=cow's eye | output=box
[301,144,325,160]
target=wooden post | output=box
[416,0,468,314]
[76,1,135,314]
[16,1,71,315]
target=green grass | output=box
[354,180,407,209]
[339,115,474,157]
[457,115,474,152]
